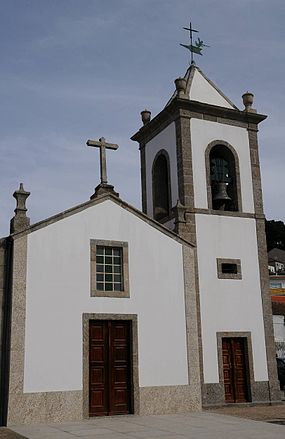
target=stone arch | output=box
[205,140,242,212]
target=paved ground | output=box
[3,411,285,439]
[211,402,285,421]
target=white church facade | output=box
[0,64,280,425]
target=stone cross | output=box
[86,137,118,185]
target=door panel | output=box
[222,337,249,403]
[89,320,132,416]
[222,339,235,403]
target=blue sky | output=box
[0,0,284,236]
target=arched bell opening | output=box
[206,142,241,212]
[152,150,171,221]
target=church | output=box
[0,63,280,425]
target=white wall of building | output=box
[24,200,188,392]
[273,315,285,342]
[189,69,234,109]
[191,118,255,213]
[145,122,178,217]
[195,214,268,383]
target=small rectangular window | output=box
[217,258,242,280]
[221,263,238,274]
[90,240,129,298]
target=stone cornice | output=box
[131,97,267,145]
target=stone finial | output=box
[141,109,151,125]
[10,183,30,233]
[172,200,186,225]
[175,77,187,98]
[242,91,256,113]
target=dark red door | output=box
[222,338,249,403]
[89,320,132,416]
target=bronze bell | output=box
[213,182,231,202]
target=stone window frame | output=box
[152,149,172,222]
[90,239,130,298]
[205,140,243,213]
[217,258,242,280]
[82,313,139,418]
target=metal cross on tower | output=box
[180,21,210,64]
[86,137,118,186]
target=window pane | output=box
[96,246,104,255]
[114,265,121,274]
[96,256,104,263]
[105,283,112,291]
[221,263,237,274]
[105,265,112,273]
[97,265,104,273]
[96,274,104,281]
[114,256,121,265]
[96,282,104,290]
[114,275,121,283]
[105,248,112,255]
[114,283,121,291]
[113,248,121,256]
[105,256,112,264]
[105,274,113,282]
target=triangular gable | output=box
[11,193,194,248]
[166,65,238,110]
[188,66,237,109]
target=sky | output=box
[0,0,284,236]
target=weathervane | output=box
[180,21,210,64]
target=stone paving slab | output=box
[7,412,285,439]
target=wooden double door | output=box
[89,320,132,416]
[222,337,249,403]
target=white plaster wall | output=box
[196,214,268,383]
[273,315,285,342]
[189,69,234,109]
[145,122,178,217]
[191,118,255,213]
[24,200,188,392]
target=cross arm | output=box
[86,138,118,150]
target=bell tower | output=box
[131,64,280,406]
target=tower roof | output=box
[166,64,238,109]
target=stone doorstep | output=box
[0,428,28,439]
